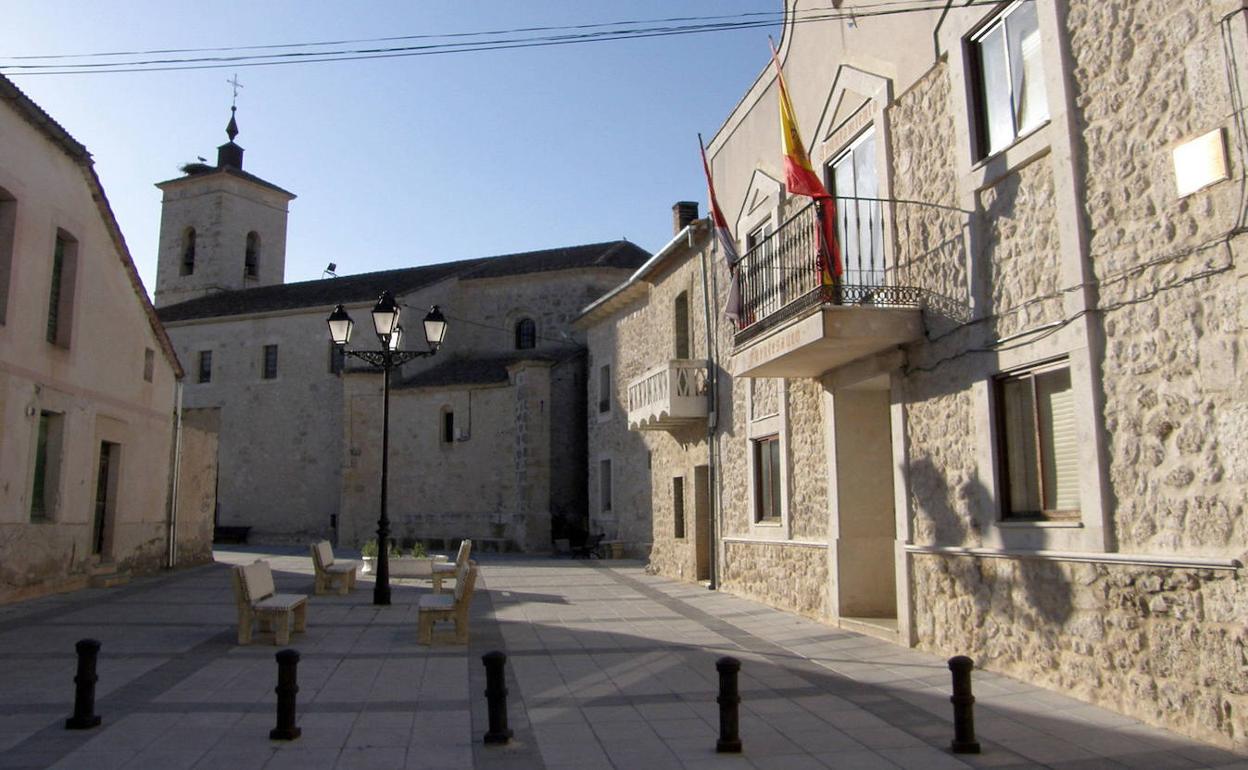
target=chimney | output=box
[672,201,699,234]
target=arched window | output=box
[674,291,690,359]
[181,228,196,276]
[514,318,536,350]
[244,231,260,278]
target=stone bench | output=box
[418,561,478,645]
[231,560,307,645]
[432,539,472,594]
[310,540,360,595]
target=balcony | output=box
[626,360,709,431]
[730,199,923,378]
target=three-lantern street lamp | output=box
[327,291,448,606]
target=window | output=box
[46,231,78,348]
[262,344,278,379]
[746,223,772,252]
[328,342,345,374]
[673,477,686,538]
[198,350,212,383]
[674,292,690,359]
[0,188,15,325]
[143,348,155,382]
[752,435,782,523]
[747,222,779,314]
[245,231,260,278]
[442,410,455,443]
[971,0,1048,158]
[598,364,611,414]
[181,227,196,276]
[995,363,1078,519]
[828,128,884,282]
[600,459,613,512]
[30,411,64,521]
[515,318,536,350]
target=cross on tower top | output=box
[227,74,244,108]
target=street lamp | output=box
[327,292,448,606]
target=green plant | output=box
[410,542,428,559]
[361,539,401,558]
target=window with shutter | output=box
[995,363,1079,519]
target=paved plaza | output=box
[0,549,1243,769]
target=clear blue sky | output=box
[4,1,782,295]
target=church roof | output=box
[392,353,562,389]
[155,163,296,198]
[156,240,649,323]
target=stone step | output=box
[89,572,130,589]
[88,560,129,589]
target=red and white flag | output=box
[699,134,743,325]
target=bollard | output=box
[948,655,981,754]
[269,649,302,741]
[65,638,102,730]
[482,651,513,744]
[715,656,742,753]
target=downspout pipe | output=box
[167,381,184,569]
[933,0,955,61]
[698,226,720,591]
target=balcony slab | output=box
[731,306,922,378]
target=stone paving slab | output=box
[0,548,1242,769]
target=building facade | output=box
[588,0,1248,749]
[153,116,650,551]
[0,76,213,602]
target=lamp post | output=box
[327,291,448,606]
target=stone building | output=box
[153,114,650,551]
[0,75,215,602]
[586,0,1248,749]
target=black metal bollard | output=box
[715,656,742,753]
[269,649,302,741]
[65,639,102,730]
[482,651,513,744]
[948,655,981,754]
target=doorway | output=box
[834,382,897,628]
[92,441,119,557]
[693,464,712,582]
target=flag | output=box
[699,134,743,325]
[770,40,842,282]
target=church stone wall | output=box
[168,309,345,543]
[155,175,292,308]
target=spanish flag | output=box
[771,40,842,282]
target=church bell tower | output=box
[153,104,296,308]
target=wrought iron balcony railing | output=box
[731,198,922,345]
[626,360,709,431]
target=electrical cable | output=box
[1,0,1008,76]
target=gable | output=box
[734,169,785,236]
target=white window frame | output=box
[968,0,1050,159]
[993,358,1079,521]
[745,378,790,539]
[827,127,885,284]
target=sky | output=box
[3,1,784,296]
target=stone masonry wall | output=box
[896,0,1248,749]
[786,377,827,542]
[722,541,827,619]
[981,155,1063,340]
[915,553,1248,749]
[1069,0,1248,557]
[889,62,969,339]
